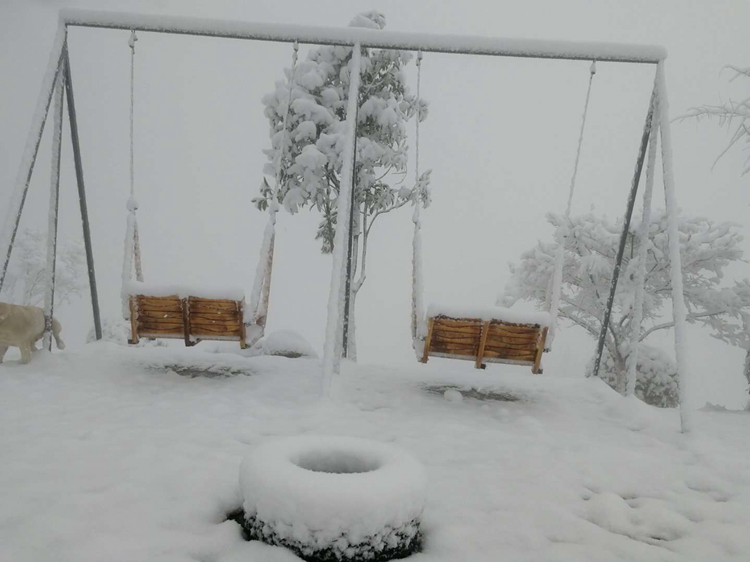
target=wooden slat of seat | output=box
[188,299,239,312]
[431,333,480,344]
[136,296,182,311]
[137,309,183,321]
[137,323,185,335]
[190,322,242,333]
[483,348,536,361]
[487,323,541,335]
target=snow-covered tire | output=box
[239,436,426,562]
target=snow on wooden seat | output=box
[421,304,550,373]
[127,283,248,348]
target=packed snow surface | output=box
[240,435,425,552]
[1,344,749,561]
[126,281,246,301]
[249,330,318,358]
[427,303,552,327]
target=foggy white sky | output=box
[1,0,748,407]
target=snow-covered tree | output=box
[255,11,431,360]
[680,65,750,176]
[0,228,87,308]
[502,211,750,406]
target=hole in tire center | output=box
[294,450,381,474]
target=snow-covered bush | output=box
[586,345,678,408]
[239,436,425,562]
[0,228,87,307]
[504,211,750,397]
[248,330,317,359]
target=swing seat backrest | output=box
[421,315,548,373]
[129,294,247,348]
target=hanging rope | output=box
[411,50,426,349]
[248,41,299,333]
[129,29,137,205]
[547,60,596,345]
[122,29,142,319]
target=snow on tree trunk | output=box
[43,73,64,352]
[657,62,692,433]
[321,44,362,397]
[0,25,66,295]
[626,114,659,396]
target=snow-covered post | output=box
[322,43,362,396]
[626,111,659,396]
[43,69,65,351]
[0,24,67,295]
[656,61,692,433]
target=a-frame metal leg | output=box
[43,69,65,351]
[0,24,67,294]
[63,45,102,340]
[592,80,658,380]
[656,62,691,433]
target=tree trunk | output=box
[744,347,750,397]
[613,353,628,395]
[348,285,359,361]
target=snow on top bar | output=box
[427,303,552,327]
[60,9,666,63]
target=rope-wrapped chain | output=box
[547,60,597,346]
[411,50,425,349]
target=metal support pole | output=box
[43,70,64,351]
[625,108,659,396]
[656,61,691,433]
[322,43,362,395]
[592,82,657,379]
[0,24,67,294]
[342,126,359,359]
[63,45,102,340]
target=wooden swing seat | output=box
[420,312,548,374]
[129,294,247,348]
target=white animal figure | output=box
[0,302,65,364]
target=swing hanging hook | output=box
[128,29,138,52]
[590,60,596,75]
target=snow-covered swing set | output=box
[0,10,692,430]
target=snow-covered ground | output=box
[1,344,749,561]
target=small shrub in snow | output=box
[586,345,678,408]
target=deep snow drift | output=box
[1,344,749,561]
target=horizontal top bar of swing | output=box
[59,9,666,64]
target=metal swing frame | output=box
[0,9,691,431]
